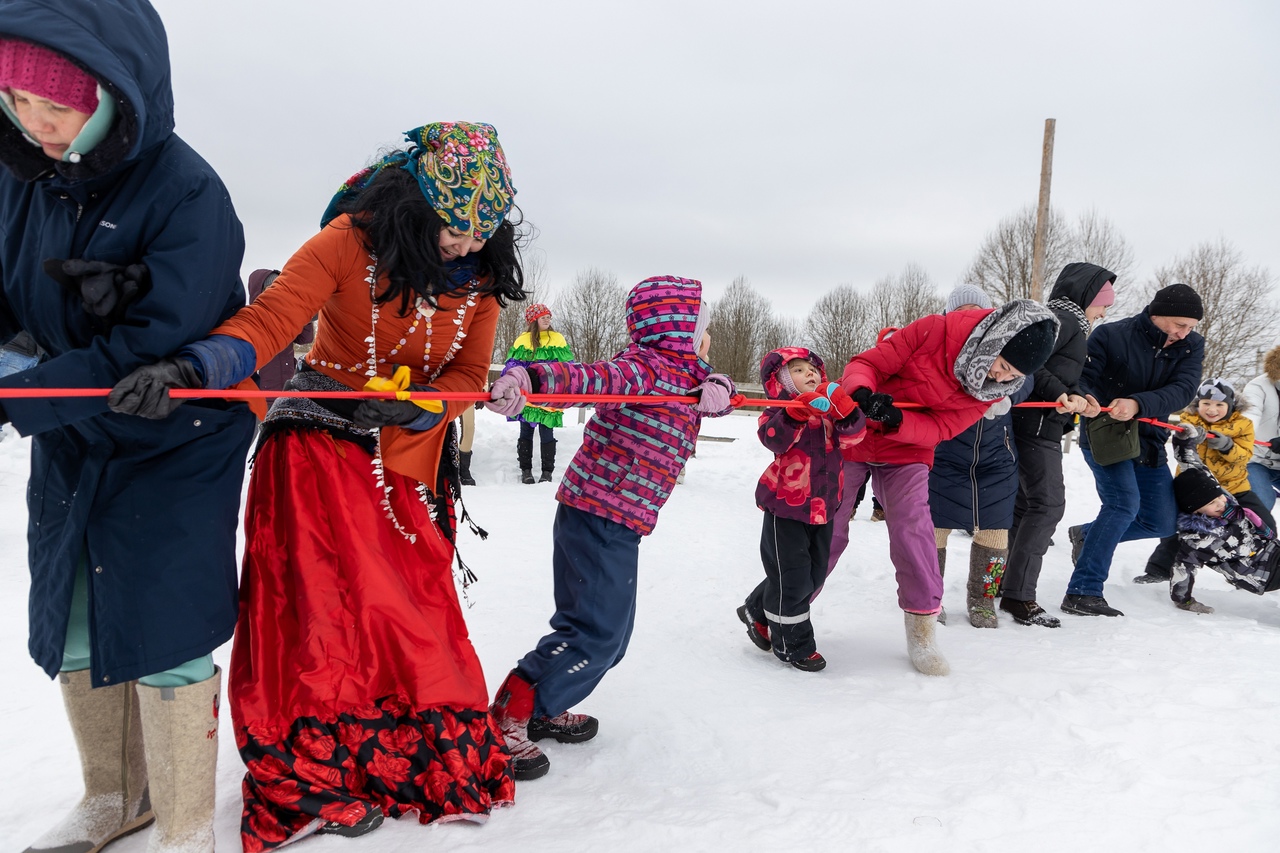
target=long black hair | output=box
[336,166,528,316]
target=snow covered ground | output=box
[2,408,1278,852]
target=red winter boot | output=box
[491,670,550,781]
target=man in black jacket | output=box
[1003,263,1114,627]
[1063,284,1205,616]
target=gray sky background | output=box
[152,0,1279,318]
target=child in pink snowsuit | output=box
[832,299,1059,675]
[738,348,865,671]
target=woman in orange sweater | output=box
[110,122,526,848]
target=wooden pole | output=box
[1030,118,1056,302]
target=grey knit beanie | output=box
[946,283,992,313]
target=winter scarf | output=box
[953,299,1059,402]
[1047,297,1090,338]
[321,122,515,237]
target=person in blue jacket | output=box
[0,2,256,851]
[929,284,1034,629]
[1063,284,1205,617]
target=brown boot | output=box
[936,548,948,625]
[23,670,152,853]
[135,668,221,853]
[491,669,550,780]
[967,543,1006,629]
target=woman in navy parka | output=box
[0,2,255,851]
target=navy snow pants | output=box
[518,503,642,719]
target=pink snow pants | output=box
[827,460,943,614]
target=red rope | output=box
[0,388,1262,446]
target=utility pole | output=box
[1030,118,1056,302]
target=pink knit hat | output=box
[1090,281,1116,308]
[0,38,99,115]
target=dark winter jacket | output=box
[1012,262,1114,442]
[839,311,995,467]
[755,347,865,525]
[929,380,1033,532]
[0,0,255,684]
[1079,310,1204,467]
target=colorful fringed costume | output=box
[504,329,574,428]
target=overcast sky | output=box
[151,0,1279,319]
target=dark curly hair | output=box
[336,166,528,316]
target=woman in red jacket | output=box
[834,300,1058,675]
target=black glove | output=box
[44,258,149,323]
[851,386,903,429]
[1265,437,1280,460]
[107,357,202,419]
[352,398,433,430]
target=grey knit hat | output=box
[946,283,992,313]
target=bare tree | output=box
[707,276,771,384]
[758,315,804,369]
[964,206,1074,302]
[554,267,629,364]
[1070,208,1136,285]
[805,285,875,371]
[492,249,549,363]
[1147,239,1279,382]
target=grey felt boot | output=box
[135,668,221,853]
[936,548,948,625]
[904,612,950,676]
[967,543,1006,629]
[23,670,152,853]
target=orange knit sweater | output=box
[213,215,499,485]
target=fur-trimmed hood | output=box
[1264,345,1280,383]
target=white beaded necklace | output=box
[342,254,481,548]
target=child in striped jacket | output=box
[483,275,736,780]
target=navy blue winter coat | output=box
[1079,309,1204,468]
[929,382,1032,532]
[0,0,255,686]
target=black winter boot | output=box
[459,450,476,486]
[517,438,535,484]
[539,440,557,483]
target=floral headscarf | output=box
[321,121,515,237]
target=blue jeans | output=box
[1067,446,1176,597]
[1246,462,1280,511]
[518,504,641,718]
[519,420,555,444]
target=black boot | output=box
[459,450,476,486]
[517,438,535,485]
[539,440,557,483]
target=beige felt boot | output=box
[24,670,152,853]
[904,612,950,676]
[135,668,221,853]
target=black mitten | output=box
[44,258,149,323]
[107,357,202,419]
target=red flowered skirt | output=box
[229,429,514,850]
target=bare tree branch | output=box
[553,267,629,364]
[707,276,772,384]
[1148,239,1280,382]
